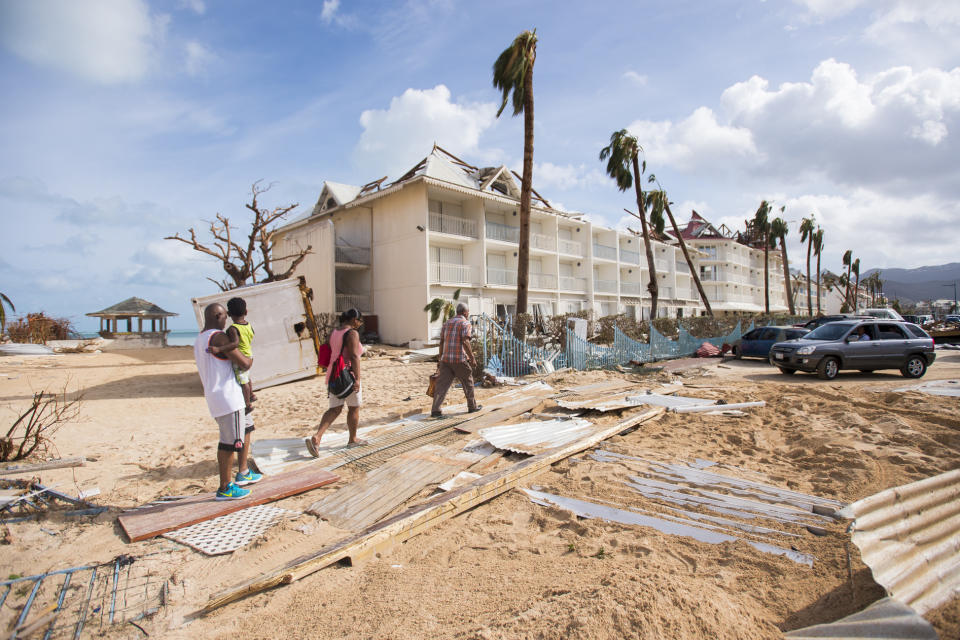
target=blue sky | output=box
[2,0,958,331]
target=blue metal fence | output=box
[475,315,564,377]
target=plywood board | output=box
[119,467,339,542]
[308,445,481,531]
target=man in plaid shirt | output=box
[431,303,481,417]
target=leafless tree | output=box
[165,181,311,291]
[2,386,81,462]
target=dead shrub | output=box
[1,387,81,462]
[6,313,74,344]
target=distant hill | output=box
[862,263,960,303]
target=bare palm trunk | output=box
[632,156,657,322]
[664,202,712,317]
[780,238,794,315]
[844,265,852,311]
[854,272,861,313]
[805,238,812,315]
[763,242,770,314]
[515,63,534,318]
[816,252,822,315]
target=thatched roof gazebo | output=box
[87,297,178,349]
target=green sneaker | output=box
[235,469,263,486]
[215,482,251,500]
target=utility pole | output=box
[944,282,959,314]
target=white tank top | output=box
[194,329,245,417]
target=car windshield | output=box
[804,322,855,340]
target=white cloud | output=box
[0,0,166,84]
[354,85,497,178]
[321,0,340,24]
[534,162,606,191]
[623,71,648,87]
[184,40,214,76]
[177,0,206,14]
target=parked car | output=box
[733,326,809,359]
[794,314,872,331]
[902,314,919,324]
[769,319,935,379]
[861,308,905,321]
[945,314,960,326]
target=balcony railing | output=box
[593,243,618,261]
[430,262,475,284]
[558,239,584,256]
[676,261,690,274]
[486,267,517,286]
[335,245,370,265]
[559,276,587,292]
[659,286,673,299]
[594,279,617,293]
[621,281,643,295]
[655,258,670,272]
[429,212,478,238]
[530,272,557,289]
[531,232,556,251]
[336,293,370,312]
[485,221,520,243]
[620,248,640,264]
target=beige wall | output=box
[371,183,430,344]
[273,218,335,314]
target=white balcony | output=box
[655,258,670,272]
[430,262,475,285]
[558,238,584,256]
[486,266,517,286]
[620,248,640,264]
[659,286,674,299]
[335,245,370,266]
[594,279,617,293]
[336,293,371,312]
[530,233,555,251]
[485,221,520,243]
[559,276,587,292]
[621,281,643,295]
[593,243,618,261]
[429,212,478,238]
[530,272,557,289]
[676,261,690,274]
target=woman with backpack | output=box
[305,308,366,456]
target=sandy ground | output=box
[1,345,959,639]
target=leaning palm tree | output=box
[852,258,861,313]
[842,250,853,312]
[600,130,658,320]
[752,201,772,314]
[770,212,794,315]
[492,29,537,318]
[0,292,13,334]
[799,215,816,315]
[813,227,824,314]
[646,178,713,317]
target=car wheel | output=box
[777,367,795,375]
[901,355,927,379]
[733,345,742,360]
[817,356,839,380]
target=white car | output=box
[861,308,904,321]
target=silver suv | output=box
[769,320,935,379]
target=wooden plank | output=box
[453,397,545,434]
[0,456,86,476]
[118,467,339,542]
[200,406,664,614]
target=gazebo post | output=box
[138,317,143,333]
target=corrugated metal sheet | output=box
[843,467,960,616]
[308,444,482,531]
[893,379,960,397]
[479,419,595,455]
[783,596,938,639]
[522,489,814,566]
[625,393,716,410]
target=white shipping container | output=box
[191,277,320,390]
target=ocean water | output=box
[78,329,199,347]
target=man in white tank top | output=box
[194,303,262,500]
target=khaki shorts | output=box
[215,410,255,452]
[328,387,362,408]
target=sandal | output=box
[305,437,320,458]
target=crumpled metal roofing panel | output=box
[479,419,595,455]
[843,467,960,616]
[783,596,937,639]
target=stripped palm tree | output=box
[646,178,714,317]
[799,215,816,315]
[752,201,772,314]
[492,29,537,318]
[0,292,13,334]
[842,250,853,312]
[852,258,861,313]
[813,227,824,314]
[600,130,658,320]
[770,211,794,315]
